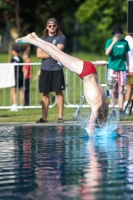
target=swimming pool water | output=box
[0,125,133,200]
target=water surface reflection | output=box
[0,125,132,199]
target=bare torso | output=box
[83,73,108,127]
[83,74,106,108]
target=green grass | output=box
[0,52,132,122]
[0,52,107,63]
[0,107,78,122]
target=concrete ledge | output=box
[0,121,77,126]
[0,121,132,126]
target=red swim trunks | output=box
[78,61,97,78]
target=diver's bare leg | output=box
[31,32,84,64]
[15,34,83,75]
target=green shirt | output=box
[104,38,130,71]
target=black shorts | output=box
[39,70,65,93]
[14,73,24,88]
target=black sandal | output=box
[57,118,64,123]
[36,118,48,123]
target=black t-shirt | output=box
[11,56,23,75]
[40,34,66,71]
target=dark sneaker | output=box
[119,110,125,119]
[36,118,48,123]
[57,118,64,123]
[109,110,116,119]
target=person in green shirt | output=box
[104,24,130,118]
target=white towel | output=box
[0,64,15,88]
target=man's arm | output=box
[36,48,50,59]
[36,44,65,59]
[105,36,119,56]
[33,69,41,81]
[105,42,115,56]
[23,68,28,79]
[56,44,65,51]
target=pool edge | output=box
[0,121,132,126]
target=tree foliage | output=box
[0,0,85,36]
[76,0,127,31]
[75,0,128,54]
[0,0,129,54]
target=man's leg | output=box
[118,85,124,109]
[19,87,24,106]
[25,78,30,105]
[10,87,19,111]
[125,84,132,102]
[42,92,50,121]
[56,91,64,120]
[108,86,117,118]
[124,84,133,114]
[11,87,17,104]
[118,85,125,117]
[110,87,116,108]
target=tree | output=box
[0,0,85,52]
[76,0,127,31]
[0,0,37,37]
[0,0,85,36]
[75,0,128,54]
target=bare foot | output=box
[31,32,43,42]
[15,34,33,44]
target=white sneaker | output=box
[10,104,19,112]
[125,102,131,115]
[19,105,23,110]
[123,101,128,110]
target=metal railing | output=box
[0,61,109,109]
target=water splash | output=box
[76,111,119,138]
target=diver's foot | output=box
[15,40,29,45]
[15,34,33,44]
[31,32,39,40]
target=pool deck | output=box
[0,121,132,126]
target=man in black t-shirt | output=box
[36,18,66,123]
[10,46,24,111]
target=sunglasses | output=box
[48,24,56,28]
